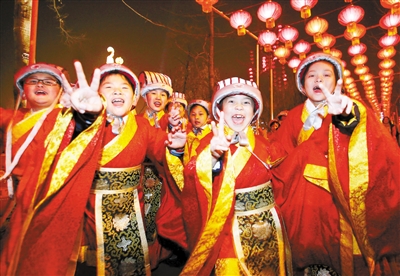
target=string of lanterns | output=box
[195,0,399,118]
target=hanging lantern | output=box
[196,0,218,13]
[377,46,396,59]
[379,13,400,35]
[316,33,336,53]
[305,17,329,43]
[257,1,282,29]
[230,10,252,36]
[293,40,311,59]
[354,65,369,76]
[344,76,355,86]
[379,58,395,69]
[330,48,342,59]
[343,23,366,45]
[379,33,400,47]
[379,69,394,77]
[278,25,299,48]
[290,0,318,19]
[274,46,291,64]
[344,69,351,78]
[348,43,367,56]
[380,0,400,15]
[338,4,365,33]
[258,30,278,52]
[351,54,368,68]
[288,57,301,73]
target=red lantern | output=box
[330,48,342,59]
[196,0,218,13]
[379,33,400,47]
[230,10,252,36]
[290,0,318,19]
[278,25,299,48]
[379,12,400,35]
[379,59,395,69]
[377,46,396,59]
[274,46,291,64]
[305,16,329,43]
[293,40,311,59]
[351,54,368,68]
[316,33,336,53]
[288,57,301,73]
[380,0,400,15]
[354,65,369,75]
[379,69,394,77]
[257,1,282,29]
[343,23,366,45]
[258,30,277,52]
[338,5,365,33]
[348,43,367,56]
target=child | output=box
[180,77,292,275]
[165,92,189,131]
[0,61,186,276]
[183,99,211,166]
[0,63,65,227]
[270,52,400,275]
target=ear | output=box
[132,95,139,107]
[21,93,27,100]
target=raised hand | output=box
[210,111,231,161]
[319,79,353,115]
[69,61,103,114]
[165,125,187,149]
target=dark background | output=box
[1,0,399,123]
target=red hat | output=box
[296,52,343,95]
[138,71,173,98]
[99,63,140,99]
[212,77,263,123]
[187,99,211,117]
[14,63,63,95]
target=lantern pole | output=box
[29,0,39,65]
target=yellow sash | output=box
[181,127,256,275]
[99,111,137,167]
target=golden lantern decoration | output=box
[330,48,342,59]
[377,46,396,59]
[343,69,351,78]
[346,82,357,90]
[348,43,367,56]
[305,17,328,43]
[379,12,400,35]
[288,57,301,73]
[196,0,218,13]
[230,10,252,36]
[379,58,395,69]
[258,30,278,52]
[379,69,394,77]
[354,65,369,76]
[351,54,368,68]
[343,23,366,45]
[257,1,282,29]
[290,0,318,19]
[293,40,311,59]
[379,33,400,47]
[278,26,299,48]
[316,33,336,53]
[380,0,400,15]
[344,76,354,86]
[274,46,291,64]
[338,4,365,33]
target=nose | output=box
[234,103,243,110]
[112,89,122,95]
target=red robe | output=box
[181,126,291,275]
[0,108,106,276]
[271,101,400,275]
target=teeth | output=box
[112,99,124,103]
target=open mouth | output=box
[111,98,125,105]
[34,91,47,95]
[232,114,245,124]
[153,101,162,107]
[313,86,322,92]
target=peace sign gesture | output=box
[210,111,232,163]
[319,79,353,115]
[62,61,103,114]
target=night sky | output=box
[1,0,399,121]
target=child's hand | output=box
[210,111,231,160]
[168,102,182,127]
[165,125,187,149]
[69,61,103,114]
[319,79,353,115]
